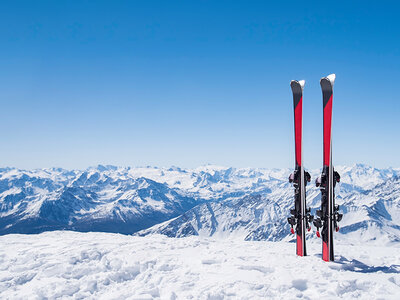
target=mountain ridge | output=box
[0,164,399,243]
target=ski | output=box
[287,79,312,256]
[313,74,343,262]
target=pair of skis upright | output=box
[287,74,342,262]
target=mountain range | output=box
[0,164,399,244]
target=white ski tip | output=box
[290,79,305,90]
[325,74,336,85]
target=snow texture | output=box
[0,231,399,299]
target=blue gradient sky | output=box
[1,1,399,169]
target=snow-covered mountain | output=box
[137,194,290,241]
[137,165,400,245]
[0,164,399,244]
[0,166,198,234]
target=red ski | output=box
[313,74,343,261]
[287,80,312,256]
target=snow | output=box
[0,231,399,299]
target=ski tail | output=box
[297,235,304,256]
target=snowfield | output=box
[0,231,399,299]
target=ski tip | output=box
[321,74,336,86]
[290,79,306,90]
[327,74,336,85]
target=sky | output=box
[0,0,399,170]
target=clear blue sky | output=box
[1,1,399,169]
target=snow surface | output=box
[0,231,399,299]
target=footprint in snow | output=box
[238,265,274,274]
[292,279,308,291]
[158,264,175,271]
[201,259,220,265]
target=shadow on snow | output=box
[329,256,400,274]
